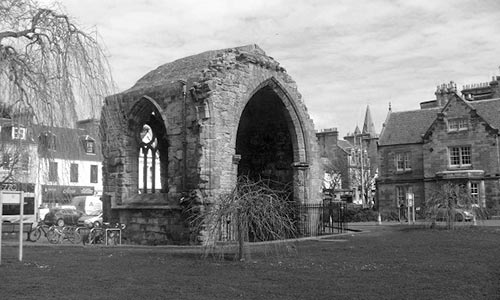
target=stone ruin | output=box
[100,44,322,244]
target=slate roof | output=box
[379,96,500,146]
[337,139,354,151]
[378,108,440,146]
[33,125,102,162]
[129,44,266,91]
[469,98,500,130]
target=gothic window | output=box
[138,124,161,193]
[130,97,168,195]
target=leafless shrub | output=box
[193,176,298,261]
[425,182,476,229]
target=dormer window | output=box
[82,136,96,154]
[39,132,57,151]
[12,126,26,140]
[448,118,468,132]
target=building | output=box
[377,76,500,215]
[1,116,103,221]
[316,106,379,205]
[316,128,352,201]
[36,119,103,206]
[100,45,322,244]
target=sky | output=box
[48,0,500,137]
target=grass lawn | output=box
[1,225,499,299]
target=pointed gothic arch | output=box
[127,96,169,194]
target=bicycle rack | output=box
[105,228,122,246]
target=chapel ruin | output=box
[100,45,321,244]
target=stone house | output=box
[316,106,379,205]
[100,45,322,244]
[377,77,500,215]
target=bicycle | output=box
[47,226,82,244]
[28,223,59,243]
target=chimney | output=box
[316,128,338,157]
[435,81,457,106]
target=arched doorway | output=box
[236,85,295,191]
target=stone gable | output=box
[377,91,500,215]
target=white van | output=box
[71,196,102,215]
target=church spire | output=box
[362,105,376,136]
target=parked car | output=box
[78,212,103,228]
[435,207,473,222]
[43,207,83,226]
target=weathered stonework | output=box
[100,45,322,244]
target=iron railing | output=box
[215,200,348,242]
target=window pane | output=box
[459,119,468,130]
[2,153,10,169]
[448,120,458,131]
[396,153,404,170]
[450,147,460,166]
[70,164,78,182]
[461,147,471,165]
[21,154,29,171]
[49,162,58,181]
[470,182,478,204]
[404,153,411,169]
[90,165,98,183]
[86,141,95,154]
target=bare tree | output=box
[0,0,113,189]
[321,157,346,198]
[426,182,473,229]
[192,176,297,261]
[0,0,113,127]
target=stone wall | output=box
[377,143,425,212]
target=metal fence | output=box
[295,200,348,237]
[215,200,348,242]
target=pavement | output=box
[2,219,499,248]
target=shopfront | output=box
[41,185,94,206]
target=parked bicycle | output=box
[47,226,82,244]
[28,223,58,243]
[86,222,126,246]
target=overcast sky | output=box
[53,0,500,137]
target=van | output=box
[71,196,102,215]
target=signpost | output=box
[0,191,24,265]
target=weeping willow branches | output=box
[193,176,297,260]
[0,0,114,127]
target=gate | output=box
[295,200,347,237]
[321,199,347,234]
